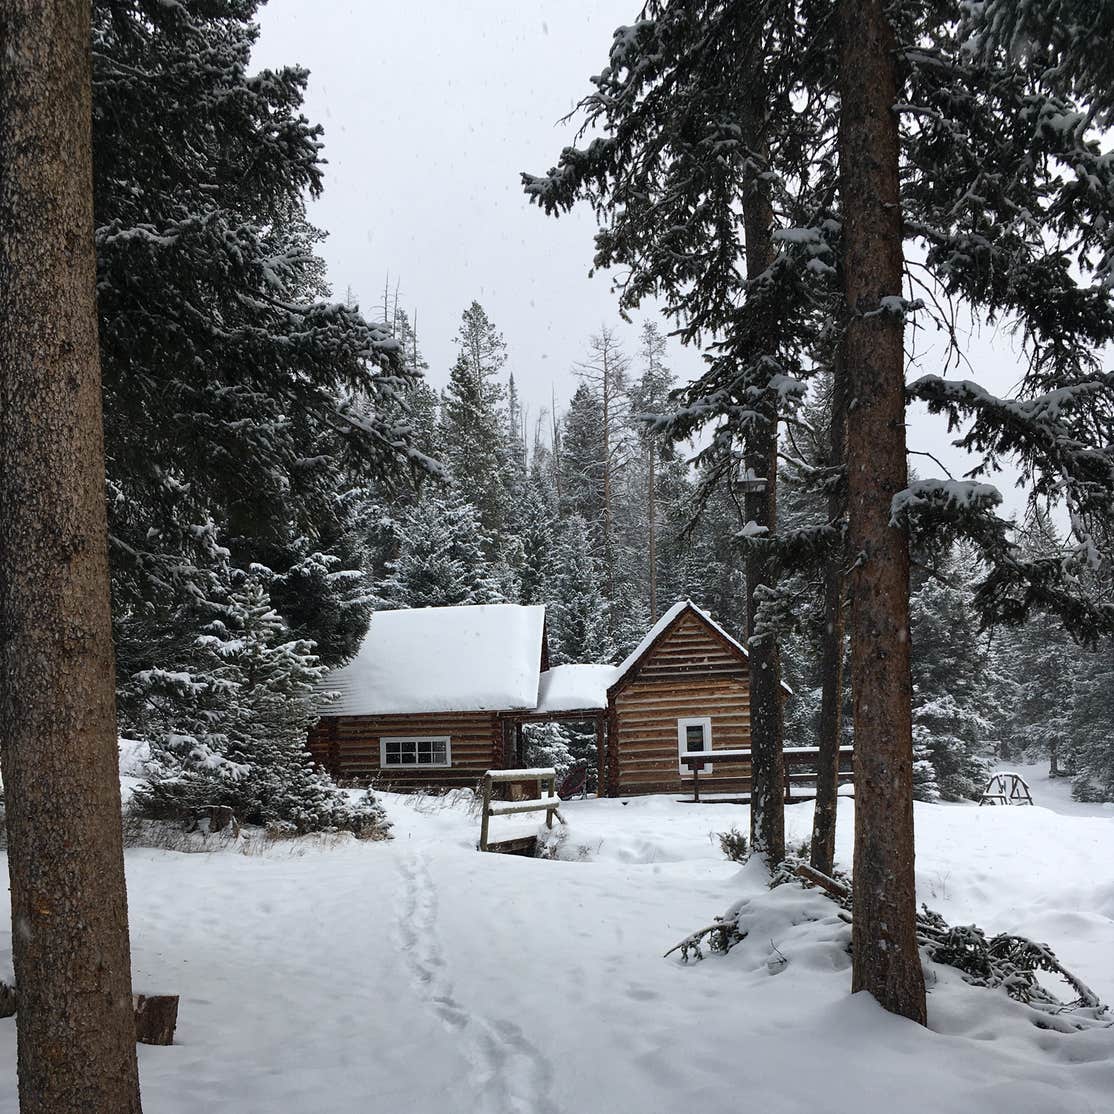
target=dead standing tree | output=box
[836,0,927,1024]
[0,0,145,1109]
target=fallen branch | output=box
[667,857,1109,1025]
[794,862,850,901]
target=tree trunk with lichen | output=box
[836,0,927,1025]
[0,1,145,1109]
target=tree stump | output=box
[0,981,16,1019]
[133,994,179,1045]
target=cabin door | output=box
[677,716,713,775]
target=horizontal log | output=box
[487,797,562,816]
[485,767,556,782]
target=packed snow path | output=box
[2,784,1113,1113]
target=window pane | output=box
[685,724,707,751]
[432,741,447,764]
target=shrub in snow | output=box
[717,828,749,863]
[127,569,390,838]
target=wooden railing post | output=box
[479,773,493,851]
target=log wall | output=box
[610,610,753,797]
[307,711,504,790]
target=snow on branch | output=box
[890,478,1003,527]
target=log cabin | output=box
[306,604,550,791]
[307,599,794,799]
[601,599,792,798]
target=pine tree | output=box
[130,569,389,834]
[522,721,576,774]
[909,553,1000,800]
[574,328,633,610]
[560,381,607,527]
[92,0,430,696]
[378,494,505,610]
[440,302,515,537]
[515,478,557,606]
[546,517,615,665]
[1070,644,1114,801]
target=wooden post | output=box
[479,773,493,851]
[327,717,340,778]
[595,714,607,797]
[133,995,179,1046]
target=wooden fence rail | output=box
[679,745,854,802]
[479,768,566,852]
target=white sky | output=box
[253,0,1036,515]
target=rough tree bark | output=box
[0,1,146,1109]
[836,0,927,1023]
[810,350,847,876]
[740,50,786,867]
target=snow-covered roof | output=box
[320,604,547,716]
[610,599,793,695]
[535,664,619,713]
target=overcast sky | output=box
[253,1,1034,513]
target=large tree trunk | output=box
[810,352,847,876]
[0,2,145,1109]
[836,0,927,1023]
[740,54,785,866]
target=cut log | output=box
[133,994,179,1046]
[0,981,16,1018]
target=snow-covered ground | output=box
[2,775,1113,1113]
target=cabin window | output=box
[677,716,713,775]
[379,736,452,768]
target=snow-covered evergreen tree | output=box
[377,494,505,610]
[515,479,557,606]
[546,517,615,665]
[522,722,575,774]
[1070,643,1114,801]
[909,552,1001,801]
[129,569,388,835]
[440,302,515,539]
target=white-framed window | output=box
[677,717,713,775]
[379,736,452,769]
